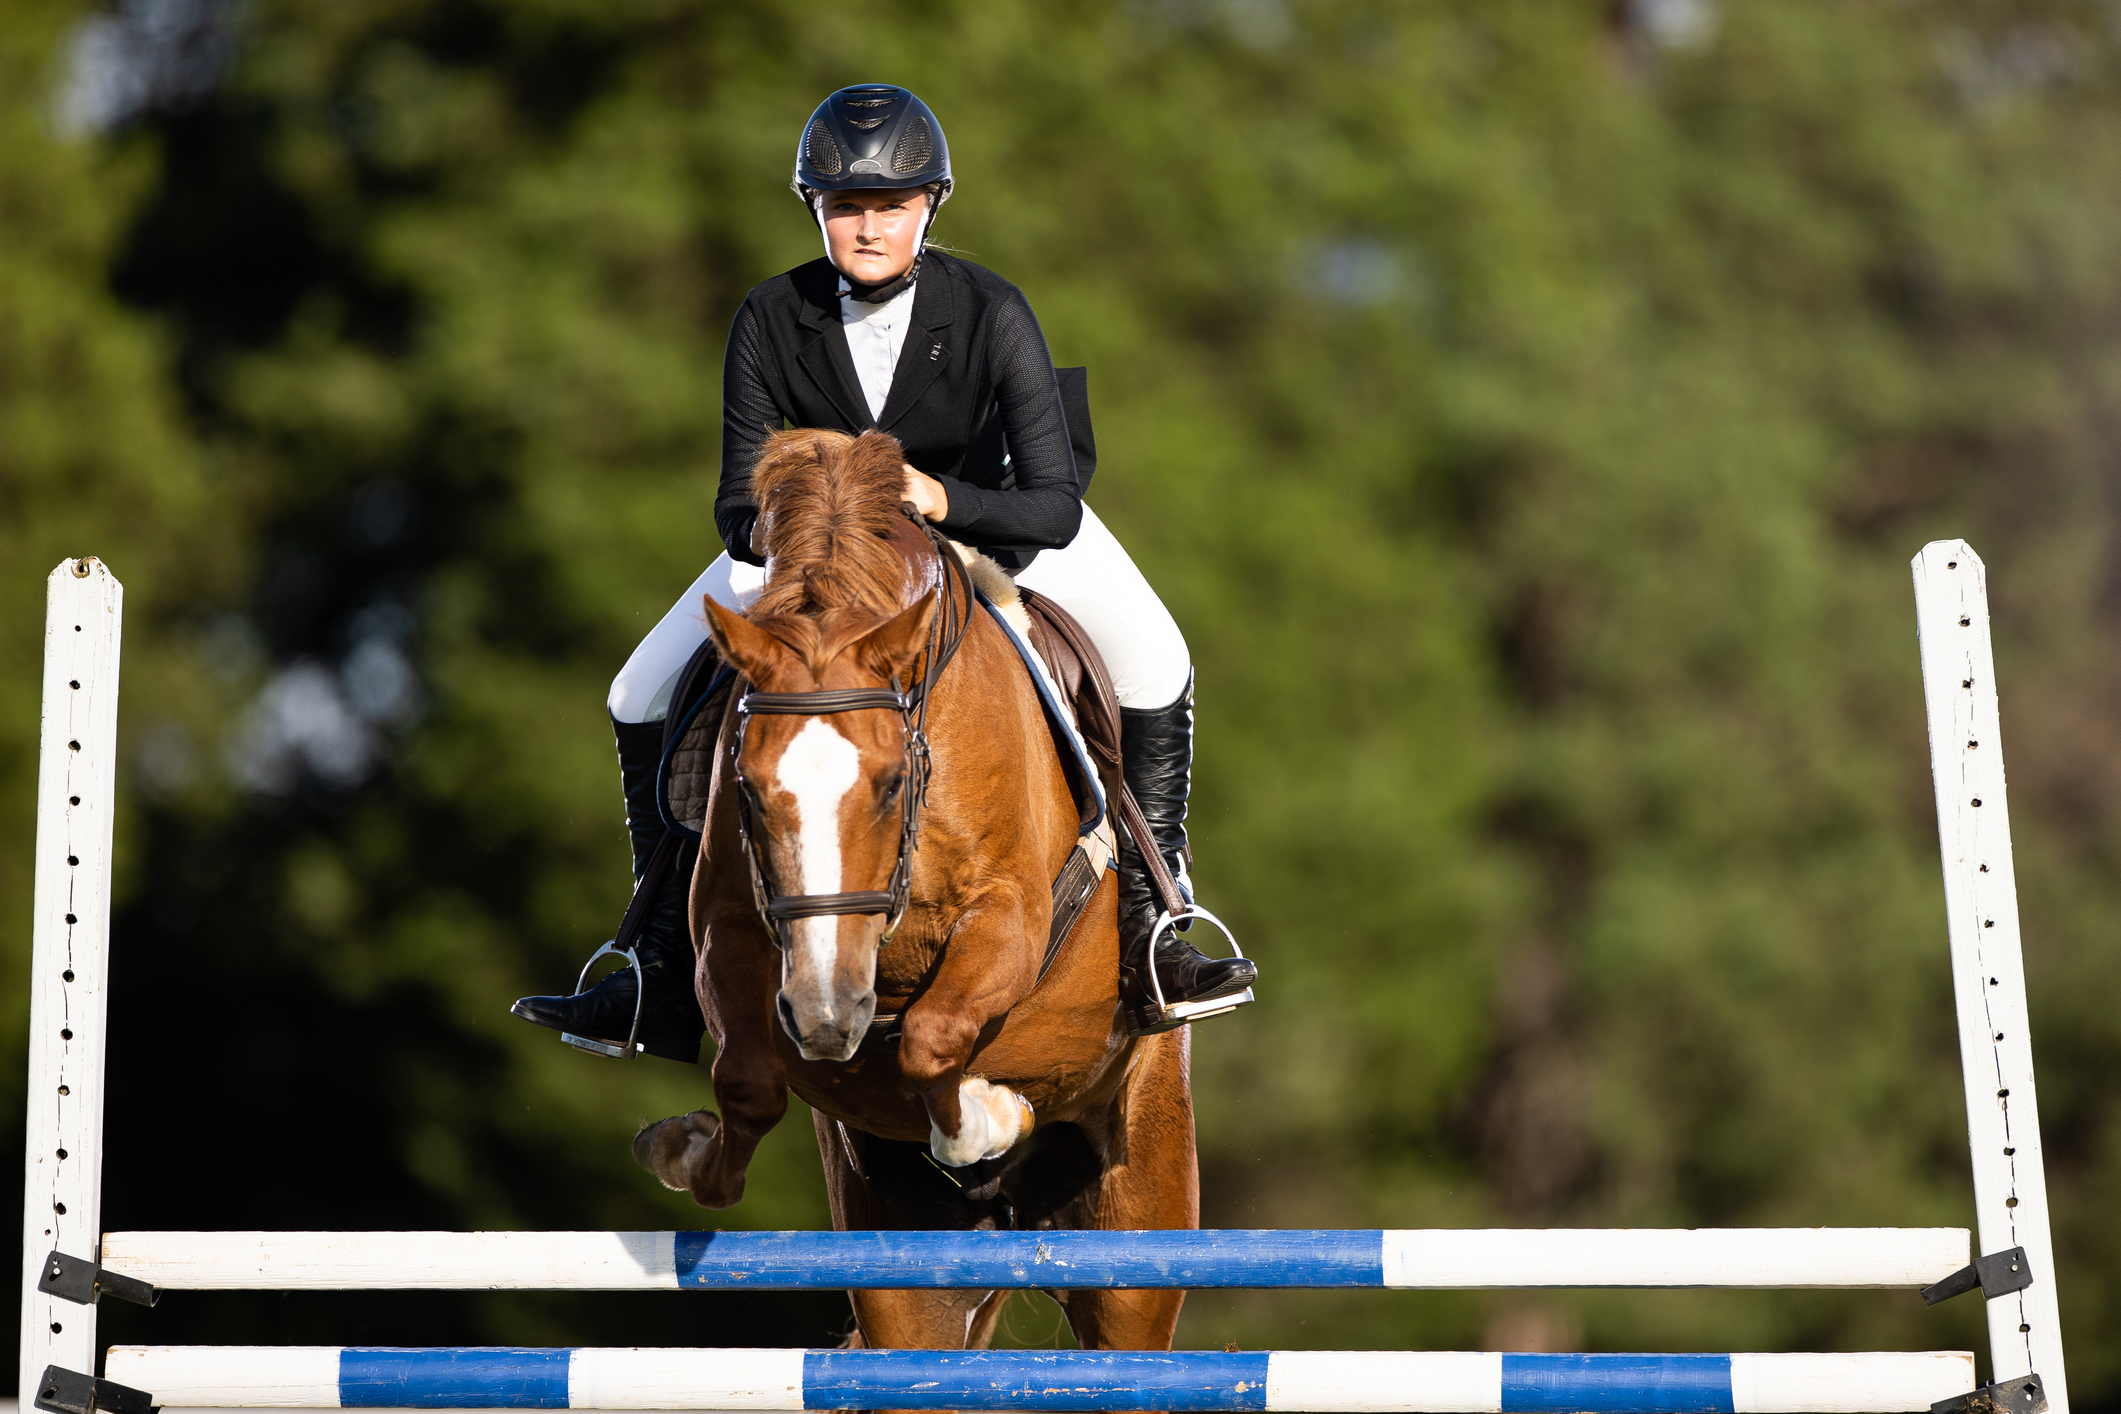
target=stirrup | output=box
[1138,904,1254,1035]
[560,940,647,1059]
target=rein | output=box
[732,506,976,949]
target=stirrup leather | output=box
[1138,903,1254,1033]
[561,940,648,1059]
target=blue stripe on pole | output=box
[340,1348,570,1409]
[802,1350,1273,1411]
[671,1229,1386,1288]
[1501,1354,1734,1414]
[318,1346,1755,1412]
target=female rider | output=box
[513,85,1257,1060]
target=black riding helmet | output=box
[791,84,954,202]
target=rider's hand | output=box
[903,464,949,522]
[749,511,768,557]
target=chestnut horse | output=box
[633,428,1197,1351]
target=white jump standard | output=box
[19,561,130,1414]
[15,545,2070,1414]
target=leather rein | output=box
[732,507,976,949]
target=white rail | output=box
[94,1226,1969,1291]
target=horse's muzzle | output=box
[777,986,877,1063]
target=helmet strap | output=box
[841,251,923,305]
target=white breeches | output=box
[607,503,1191,723]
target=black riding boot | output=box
[511,716,706,1063]
[1117,675,1258,1036]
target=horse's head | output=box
[705,591,938,1062]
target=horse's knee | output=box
[633,1109,720,1192]
[713,1071,789,1127]
[898,1011,977,1090]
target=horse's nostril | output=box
[775,992,801,1043]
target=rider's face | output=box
[821,188,929,286]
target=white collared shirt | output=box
[839,281,917,422]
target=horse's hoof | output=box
[930,1077,1032,1167]
[633,1109,721,1192]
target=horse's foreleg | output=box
[634,909,789,1208]
[899,907,1039,1167]
[632,1038,788,1208]
[845,1287,1006,1352]
[1061,1027,1198,1350]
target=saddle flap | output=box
[1023,609,1084,716]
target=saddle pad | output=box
[666,706,718,836]
[660,644,735,841]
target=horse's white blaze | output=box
[930,1076,1033,1167]
[777,717,861,999]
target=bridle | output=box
[732,509,974,950]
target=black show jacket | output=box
[715,252,1094,572]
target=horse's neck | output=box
[867,522,1075,864]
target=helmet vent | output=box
[848,116,887,131]
[804,118,842,177]
[893,116,934,174]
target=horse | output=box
[633,428,1198,1351]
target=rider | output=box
[512,84,1258,1058]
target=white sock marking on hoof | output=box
[930,1076,1033,1166]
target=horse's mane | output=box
[746,429,922,669]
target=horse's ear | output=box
[703,597,783,682]
[853,590,939,684]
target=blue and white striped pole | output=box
[98,1228,1967,1292]
[107,1346,1974,1413]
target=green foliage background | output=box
[4,0,2118,1396]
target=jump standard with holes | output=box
[16,543,2070,1414]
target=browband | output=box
[742,689,909,716]
[764,891,897,921]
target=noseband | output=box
[732,511,973,950]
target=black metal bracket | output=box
[37,1250,159,1307]
[1921,1245,2033,1305]
[1931,1374,2048,1414]
[33,1365,157,1414]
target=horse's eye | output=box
[879,774,904,807]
